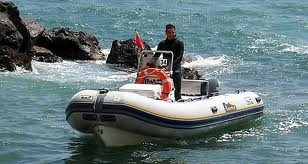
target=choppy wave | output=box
[31,60,135,89]
[277,118,307,134]
[183,54,230,68]
[281,43,308,55]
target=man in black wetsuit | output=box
[156,24,184,101]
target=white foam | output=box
[183,54,230,68]
[101,48,111,56]
[1,65,32,75]
[276,116,307,134]
[9,49,234,86]
[13,66,32,74]
[281,43,308,54]
[31,60,134,85]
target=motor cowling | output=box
[65,90,101,133]
[207,78,219,97]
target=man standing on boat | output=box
[156,24,184,101]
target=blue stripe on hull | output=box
[97,104,264,129]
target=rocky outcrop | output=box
[0,13,22,50]
[24,18,45,45]
[32,46,63,63]
[36,27,105,60]
[0,45,32,71]
[106,39,151,68]
[0,1,32,71]
[0,1,106,71]
[182,67,201,79]
[1,2,32,53]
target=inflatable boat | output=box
[65,50,265,146]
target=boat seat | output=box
[119,83,162,99]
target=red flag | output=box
[135,31,144,50]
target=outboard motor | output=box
[207,78,219,97]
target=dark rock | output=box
[0,55,15,72]
[182,67,201,79]
[106,39,151,68]
[181,56,201,79]
[0,13,23,50]
[0,45,32,71]
[36,27,104,60]
[33,46,63,63]
[0,1,33,53]
[24,19,45,45]
[0,1,33,72]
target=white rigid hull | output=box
[66,90,264,146]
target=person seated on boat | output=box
[155,23,184,101]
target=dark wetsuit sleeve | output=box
[157,42,163,50]
[173,41,184,66]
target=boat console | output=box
[124,50,219,100]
